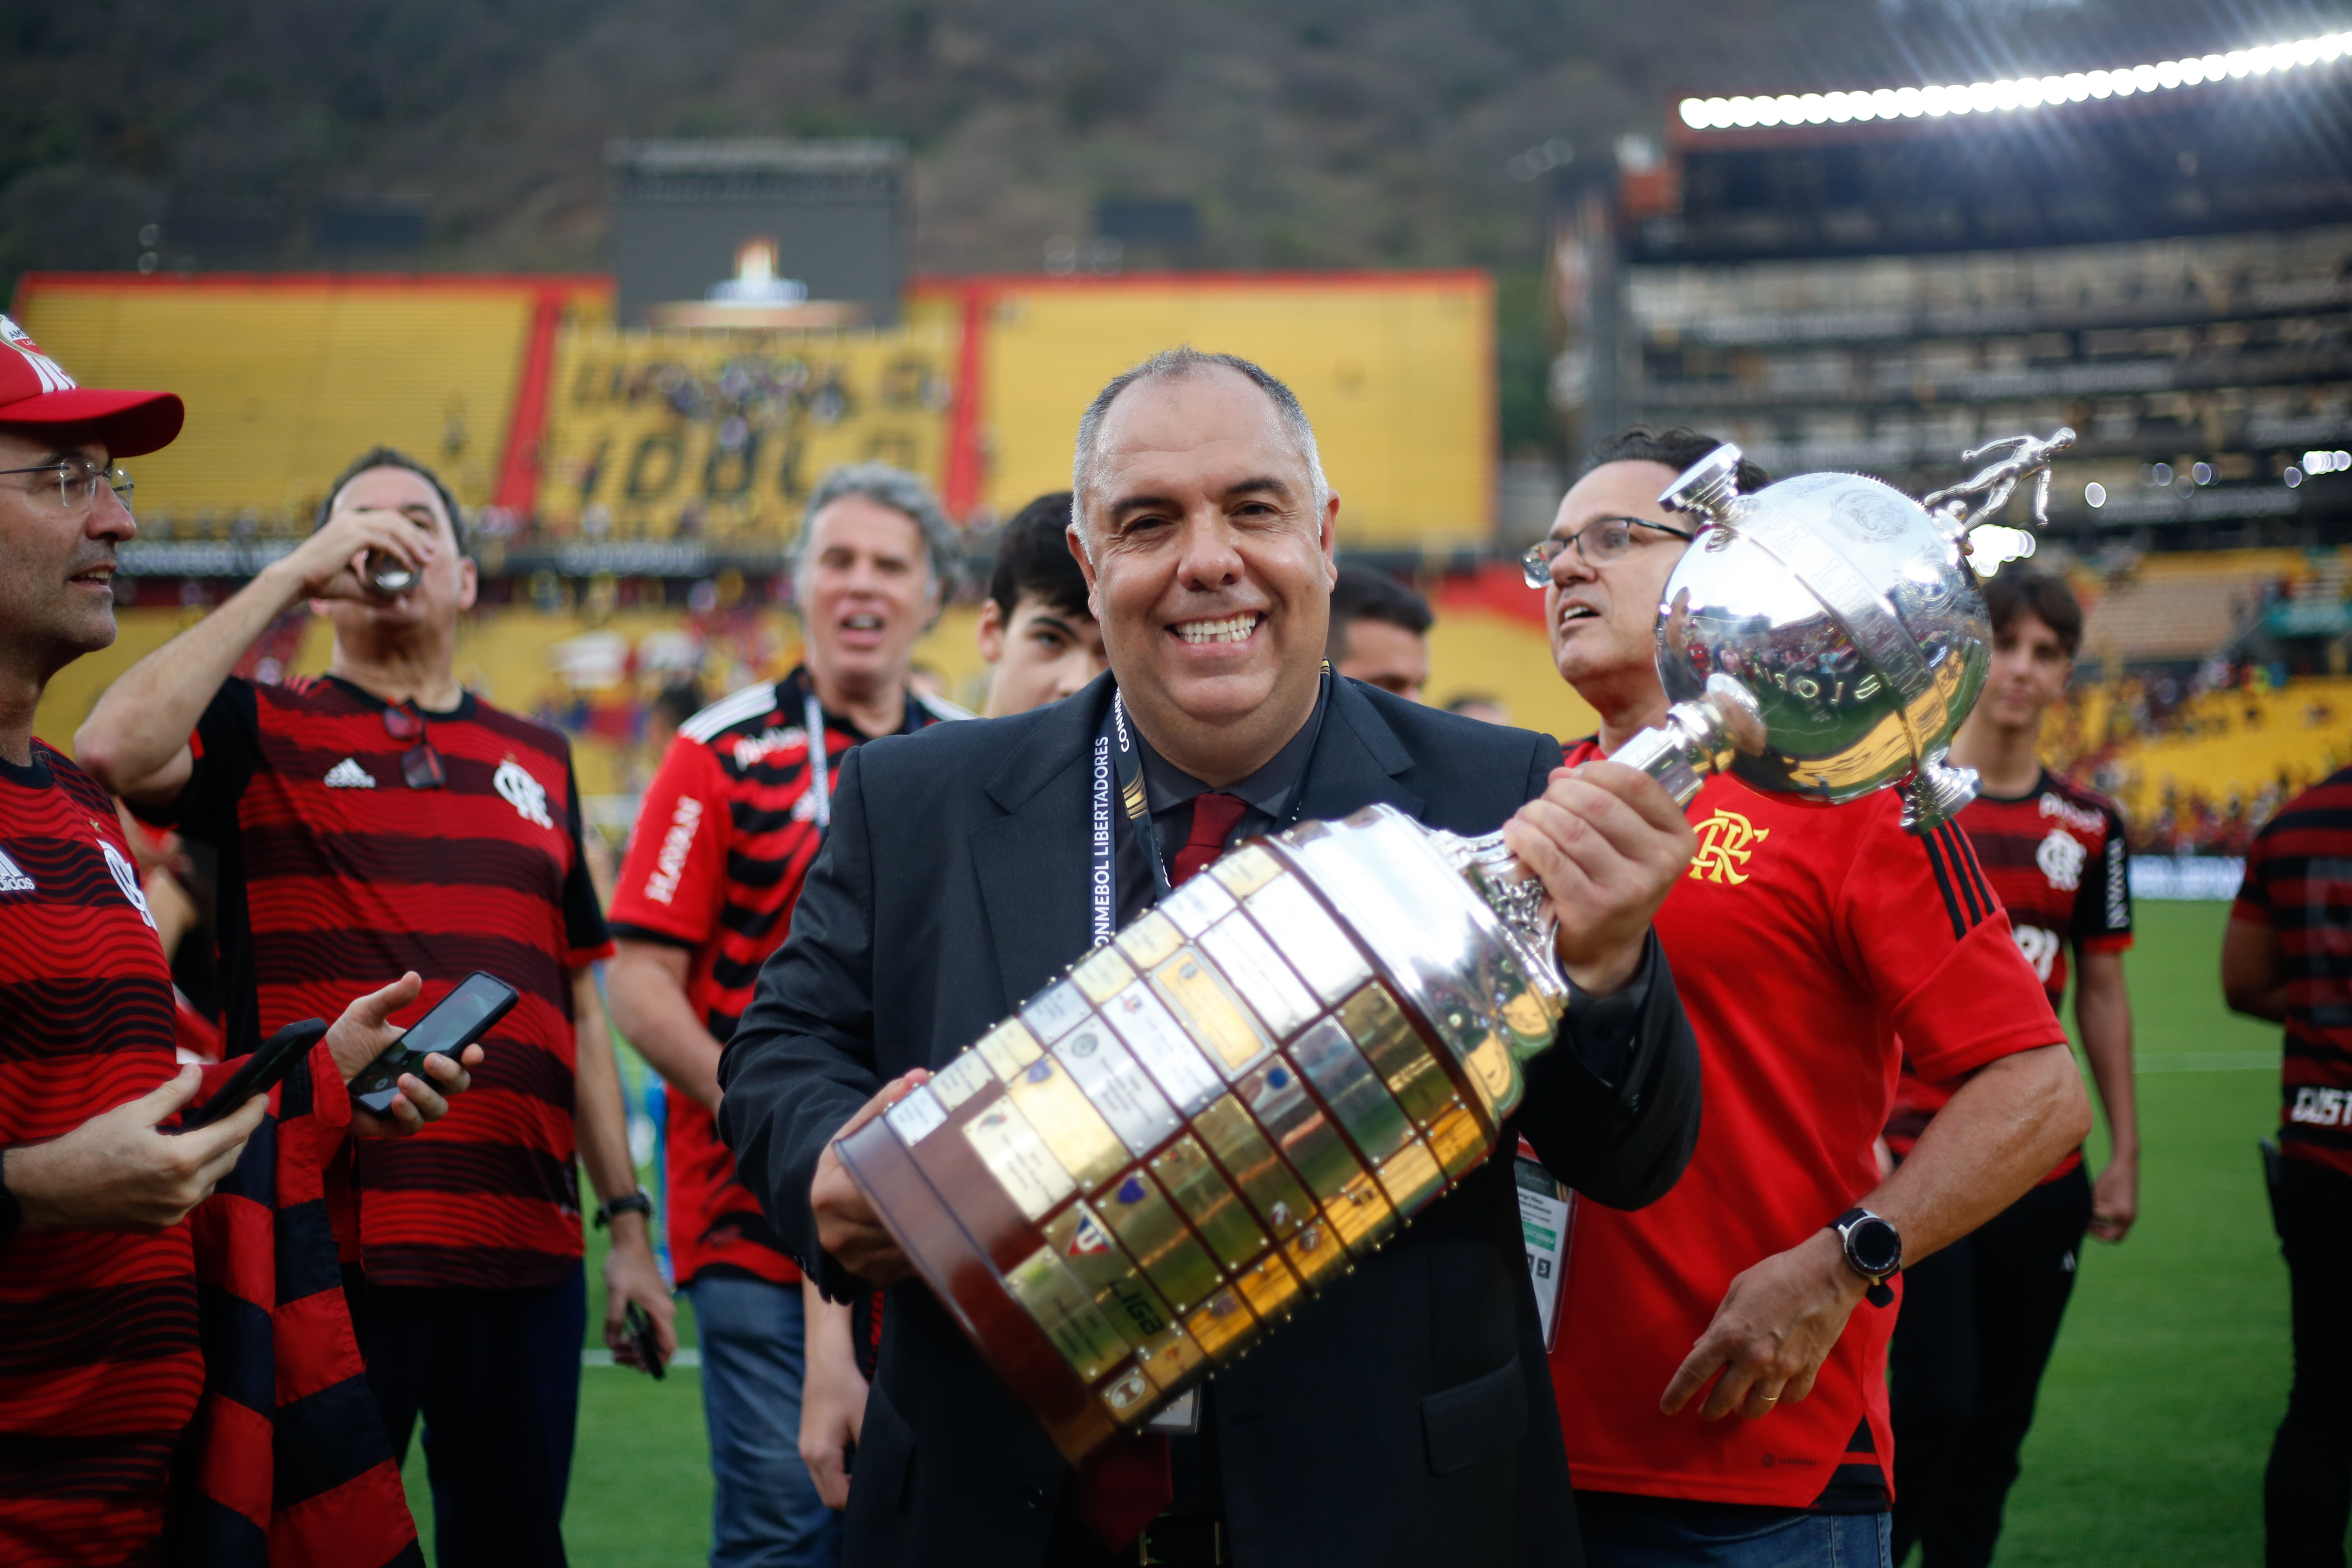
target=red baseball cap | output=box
[0,313,184,458]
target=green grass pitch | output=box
[399,901,2291,1565]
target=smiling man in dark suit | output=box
[718,347,1704,1568]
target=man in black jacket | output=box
[719,347,1704,1568]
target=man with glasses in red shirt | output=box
[1531,426,2090,1568]
[78,446,673,1568]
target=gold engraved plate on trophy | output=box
[928,1050,998,1113]
[1071,945,1137,1005]
[1232,1251,1304,1324]
[1372,1137,1446,1214]
[1002,1056,1127,1190]
[1244,875,1371,1005]
[1150,952,1274,1078]
[1282,1217,1347,1291]
[1100,984,1224,1116]
[1043,1204,1179,1351]
[1289,1017,1413,1167]
[1207,842,1282,899]
[1327,1166,1399,1253]
[975,1018,1045,1081]
[963,1101,1077,1221]
[1114,909,1184,972]
[1238,1056,1382,1256]
[1338,985,1457,1131]
[1021,980,1094,1045]
[1183,1284,1260,1362]
[1158,869,1237,939]
[1191,1095,1315,1243]
[1198,913,1319,1041]
[1054,1025,1180,1157]
[1005,1246,1130,1384]
[1099,1168,1224,1313]
[1423,1101,1488,1180]
[1132,1316,1208,1394]
[883,1082,949,1147]
[1149,1135,1267,1270]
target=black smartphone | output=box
[347,971,518,1116]
[180,1017,330,1131]
[625,1302,668,1380]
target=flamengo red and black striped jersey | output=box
[607,668,966,1287]
[160,675,612,1292]
[1887,768,2132,1183]
[2236,768,2352,1179]
[0,743,194,1566]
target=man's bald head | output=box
[1069,347,1327,552]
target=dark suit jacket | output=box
[719,673,1702,1568]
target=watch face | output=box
[1847,1217,1901,1276]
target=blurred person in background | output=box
[647,679,706,764]
[1886,569,2136,1568]
[605,463,968,1568]
[76,444,667,1568]
[1326,560,1432,701]
[2227,765,2352,1568]
[0,326,477,1567]
[1446,693,1511,725]
[977,490,1106,717]
[1535,426,2089,1568]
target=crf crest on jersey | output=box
[1689,808,1771,885]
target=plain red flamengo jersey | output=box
[606,669,964,1288]
[2234,767,2352,1179]
[1887,769,2131,1184]
[1549,753,2063,1510]
[0,744,196,1566]
[161,675,613,1292]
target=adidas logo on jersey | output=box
[325,758,377,788]
[0,847,32,893]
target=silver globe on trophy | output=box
[832,431,2076,1463]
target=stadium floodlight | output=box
[1678,29,2352,132]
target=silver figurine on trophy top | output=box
[1609,428,2077,834]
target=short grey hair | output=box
[1068,347,1330,552]
[793,461,961,598]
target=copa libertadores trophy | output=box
[833,429,2075,1465]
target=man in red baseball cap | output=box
[0,314,457,1568]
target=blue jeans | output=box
[687,1274,843,1568]
[1578,1494,1892,1568]
[363,1264,587,1568]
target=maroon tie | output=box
[1071,795,1246,1546]
[1170,791,1248,887]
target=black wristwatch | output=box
[1831,1207,1902,1307]
[594,1190,653,1230]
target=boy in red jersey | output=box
[0,327,473,1568]
[605,463,968,1567]
[2227,768,2352,1565]
[78,447,669,1568]
[1885,570,2136,1568]
[1533,426,2091,1566]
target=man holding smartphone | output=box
[78,446,671,1568]
[0,324,476,1566]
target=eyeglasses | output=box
[382,704,446,790]
[1520,516,1695,588]
[0,460,134,514]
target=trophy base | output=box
[835,1115,1124,1465]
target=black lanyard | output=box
[1088,674,1326,949]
